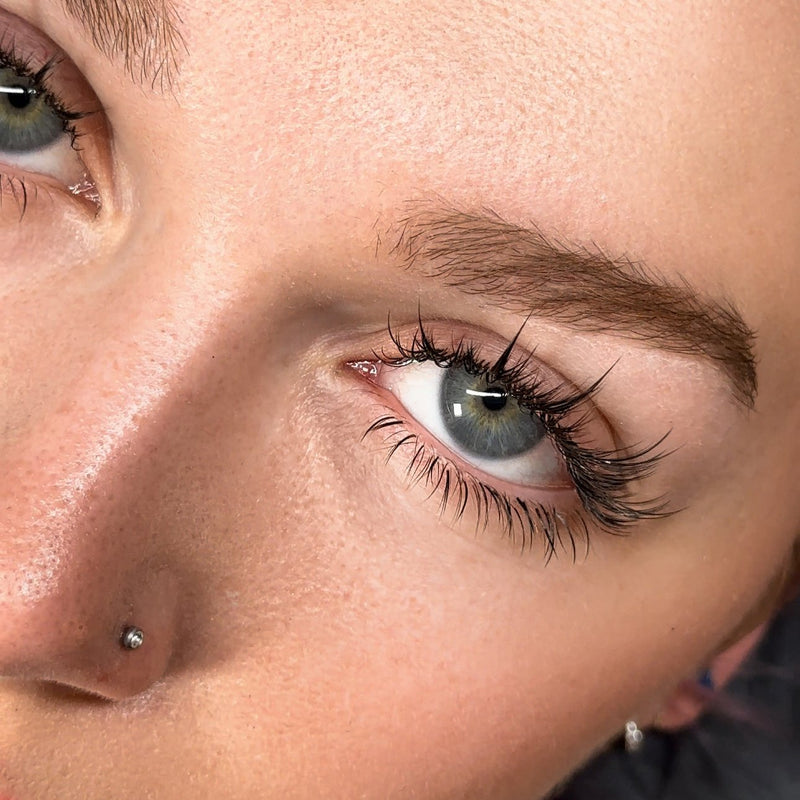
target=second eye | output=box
[0,70,63,151]
[0,58,88,187]
[379,360,570,488]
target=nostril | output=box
[0,566,180,702]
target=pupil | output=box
[7,87,32,110]
[481,388,507,412]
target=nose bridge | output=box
[2,354,163,611]
[0,244,236,698]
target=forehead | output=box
[193,3,795,223]
[174,1,799,398]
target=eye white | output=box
[383,360,566,486]
[0,135,86,184]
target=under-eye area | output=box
[346,316,674,561]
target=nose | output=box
[0,409,181,700]
[0,295,193,701]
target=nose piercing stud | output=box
[120,626,145,650]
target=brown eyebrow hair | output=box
[61,0,185,89]
[386,205,757,408]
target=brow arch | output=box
[385,204,758,408]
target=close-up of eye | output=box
[349,318,672,557]
[380,359,568,487]
[0,25,100,211]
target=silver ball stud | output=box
[121,626,144,650]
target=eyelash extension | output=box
[364,316,673,560]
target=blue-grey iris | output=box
[0,69,64,152]
[440,366,545,459]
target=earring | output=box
[698,669,715,690]
[120,626,144,650]
[624,720,644,753]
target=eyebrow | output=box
[60,0,184,89]
[386,206,757,408]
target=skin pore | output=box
[0,1,799,798]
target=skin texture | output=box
[0,1,799,798]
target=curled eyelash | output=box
[364,316,673,559]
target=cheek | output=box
[141,369,594,797]
[167,364,781,800]
[6,302,785,800]
[189,403,592,796]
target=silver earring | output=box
[120,626,144,650]
[624,720,644,753]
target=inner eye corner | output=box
[344,359,380,381]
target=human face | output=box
[0,1,798,798]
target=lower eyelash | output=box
[364,413,591,562]
[0,173,32,218]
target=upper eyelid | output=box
[378,318,599,417]
[380,204,757,409]
[374,324,614,460]
[0,20,97,115]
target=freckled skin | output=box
[0,2,799,799]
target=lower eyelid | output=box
[367,407,576,499]
[360,408,590,560]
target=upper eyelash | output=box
[374,315,674,534]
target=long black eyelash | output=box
[367,316,673,558]
[364,413,590,562]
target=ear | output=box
[654,539,800,731]
[653,620,769,731]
